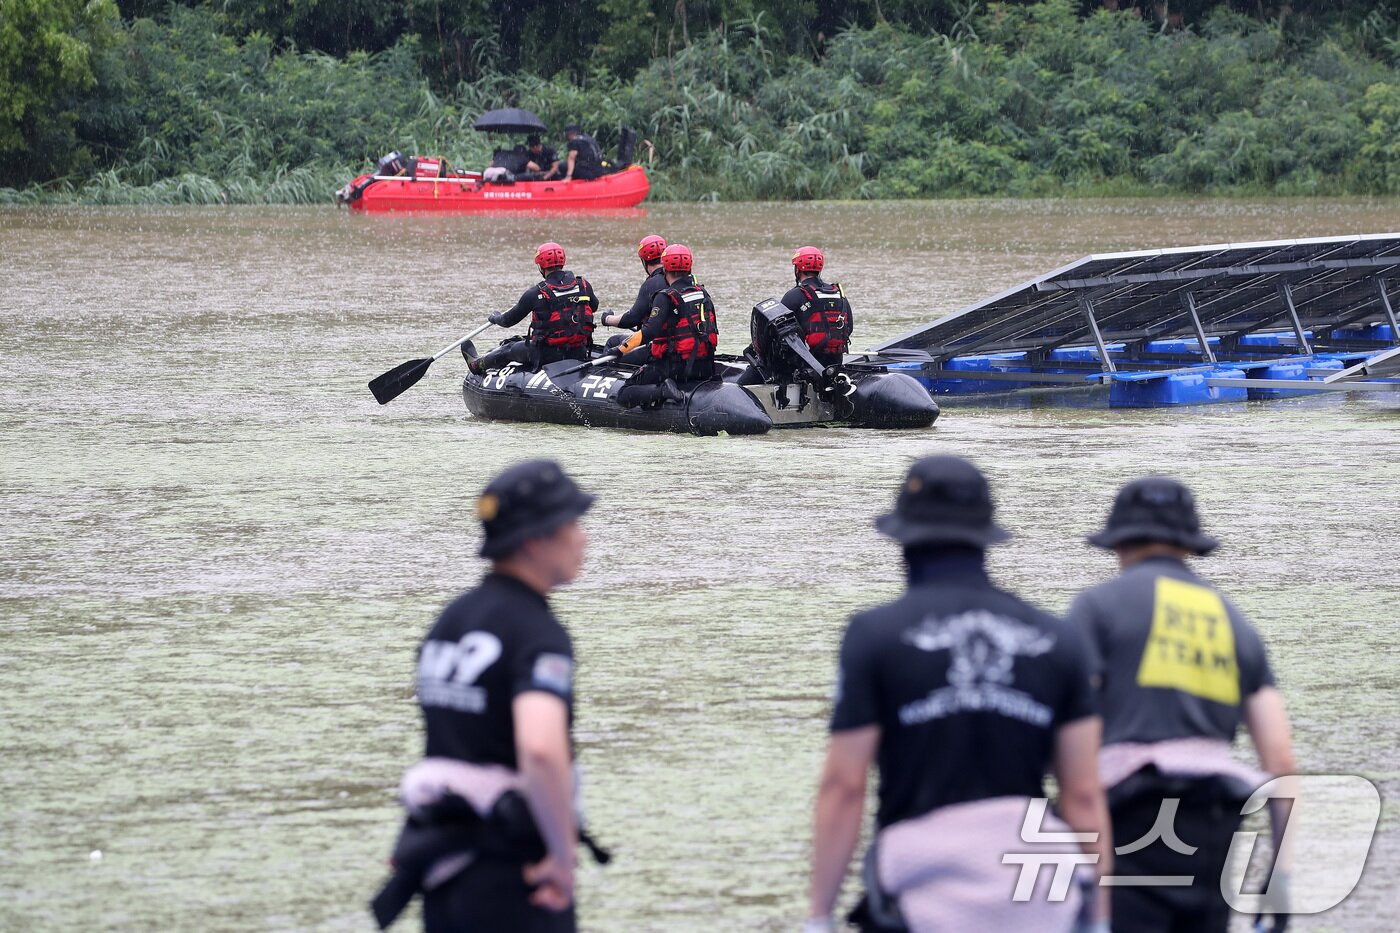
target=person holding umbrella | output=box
[472,109,553,179]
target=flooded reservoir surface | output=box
[2,199,1399,931]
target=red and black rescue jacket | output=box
[527,273,597,348]
[782,278,853,358]
[642,276,719,361]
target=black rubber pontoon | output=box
[461,299,940,434]
[463,358,772,436]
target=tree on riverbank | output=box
[2,0,1398,202]
[0,0,120,186]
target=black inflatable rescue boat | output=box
[461,299,940,435]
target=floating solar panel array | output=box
[870,234,1400,407]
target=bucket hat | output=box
[875,455,1011,549]
[1087,476,1218,555]
[478,459,594,559]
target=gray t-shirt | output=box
[1065,555,1274,746]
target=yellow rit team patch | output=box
[1136,577,1240,705]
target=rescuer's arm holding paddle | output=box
[488,288,535,330]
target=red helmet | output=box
[637,235,667,262]
[660,243,693,273]
[534,242,566,271]
[792,246,825,273]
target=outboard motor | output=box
[749,298,821,379]
[615,126,637,168]
[747,298,787,377]
[747,297,856,410]
[337,150,405,204]
[377,151,407,177]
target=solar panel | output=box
[875,234,1400,367]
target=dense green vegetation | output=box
[3,0,1399,203]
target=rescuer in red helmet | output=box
[468,242,600,375]
[600,235,668,342]
[782,246,853,372]
[616,243,720,409]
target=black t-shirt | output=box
[567,134,604,180]
[618,267,667,330]
[528,146,558,169]
[830,565,1096,828]
[418,573,574,768]
[1065,555,1274,747]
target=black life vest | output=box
[651,282,719,361]
[575,134,605,170]
[530,276,595,348]
[798,281,852,357]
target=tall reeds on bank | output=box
[3,1,1398,204]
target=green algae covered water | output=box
[2,199,1399,931]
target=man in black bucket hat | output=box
[1068,476,1296,933]
[1085,475,1220,555]
[805,455,1112,933]
[378,459,595,933]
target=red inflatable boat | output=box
[336,163,650,212]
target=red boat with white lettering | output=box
[336,160,650,213]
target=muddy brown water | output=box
[2,199,1399,931]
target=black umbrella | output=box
[472,108,547,135]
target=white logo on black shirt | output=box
[531,653,573,695]
[898,610,1056,728]
[418,631,503,713]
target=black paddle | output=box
[369,322,494,405]
[554,354,619,378]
